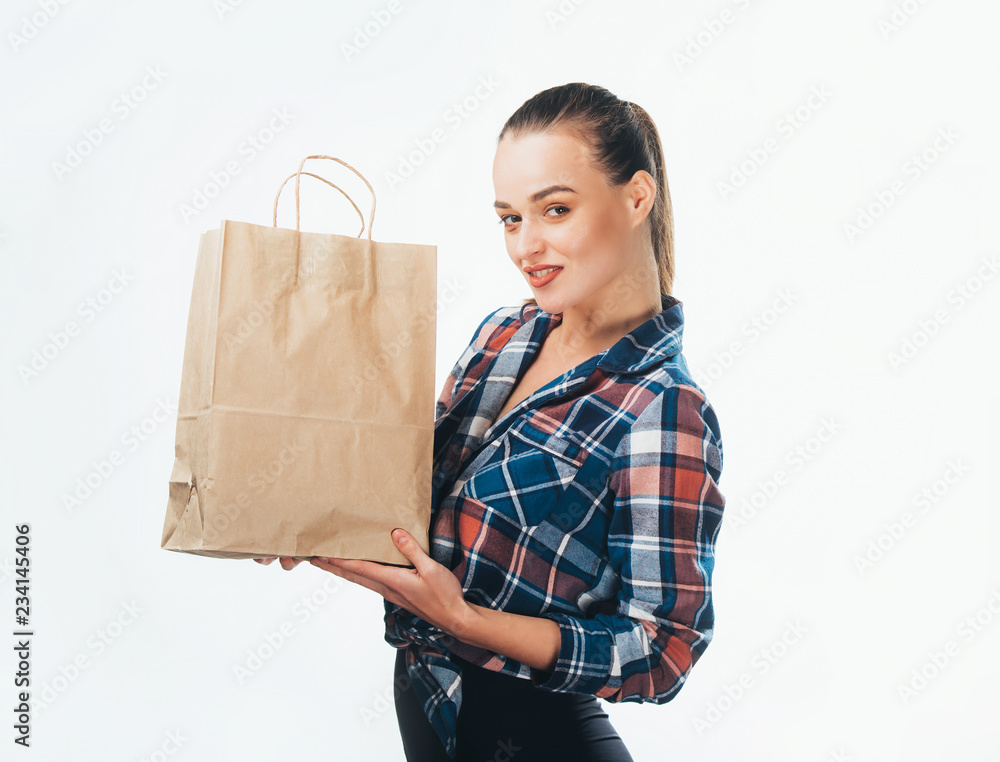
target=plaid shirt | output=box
[383,292,726,758]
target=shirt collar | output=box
[518,292,684,375]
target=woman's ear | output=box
[628,169,657,225]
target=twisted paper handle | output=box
[272,155,377,240]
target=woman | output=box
[257,82,726,761]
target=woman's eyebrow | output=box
[493,185,577,210]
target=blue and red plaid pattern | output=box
[384,292,726,758]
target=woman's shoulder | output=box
[465,300,539,353]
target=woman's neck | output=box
[548,289,662,363]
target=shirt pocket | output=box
[464,414,587,527]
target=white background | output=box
[2,1,998,760]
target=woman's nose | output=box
[514,219,544,259]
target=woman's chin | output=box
[532,294,563,314]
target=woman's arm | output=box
[451,602,561,675]
[525,385,726,700]
[310,529,560,674]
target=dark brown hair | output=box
[497,82,674,306]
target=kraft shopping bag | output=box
[160,155,436,566]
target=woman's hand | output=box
[280,530,561,673]
[253,556,305,571]
[309,529,472,638]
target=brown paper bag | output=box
[160,155,436,566]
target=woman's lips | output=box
[526,267,563,287]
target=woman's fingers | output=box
[252,556,302,570]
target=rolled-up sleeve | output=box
[528,385,725,702]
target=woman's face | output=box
[492,127,653,317]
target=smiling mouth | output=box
[525,266,563,287]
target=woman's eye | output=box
[498,206,567,227]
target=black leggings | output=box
[394,648,635,762]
